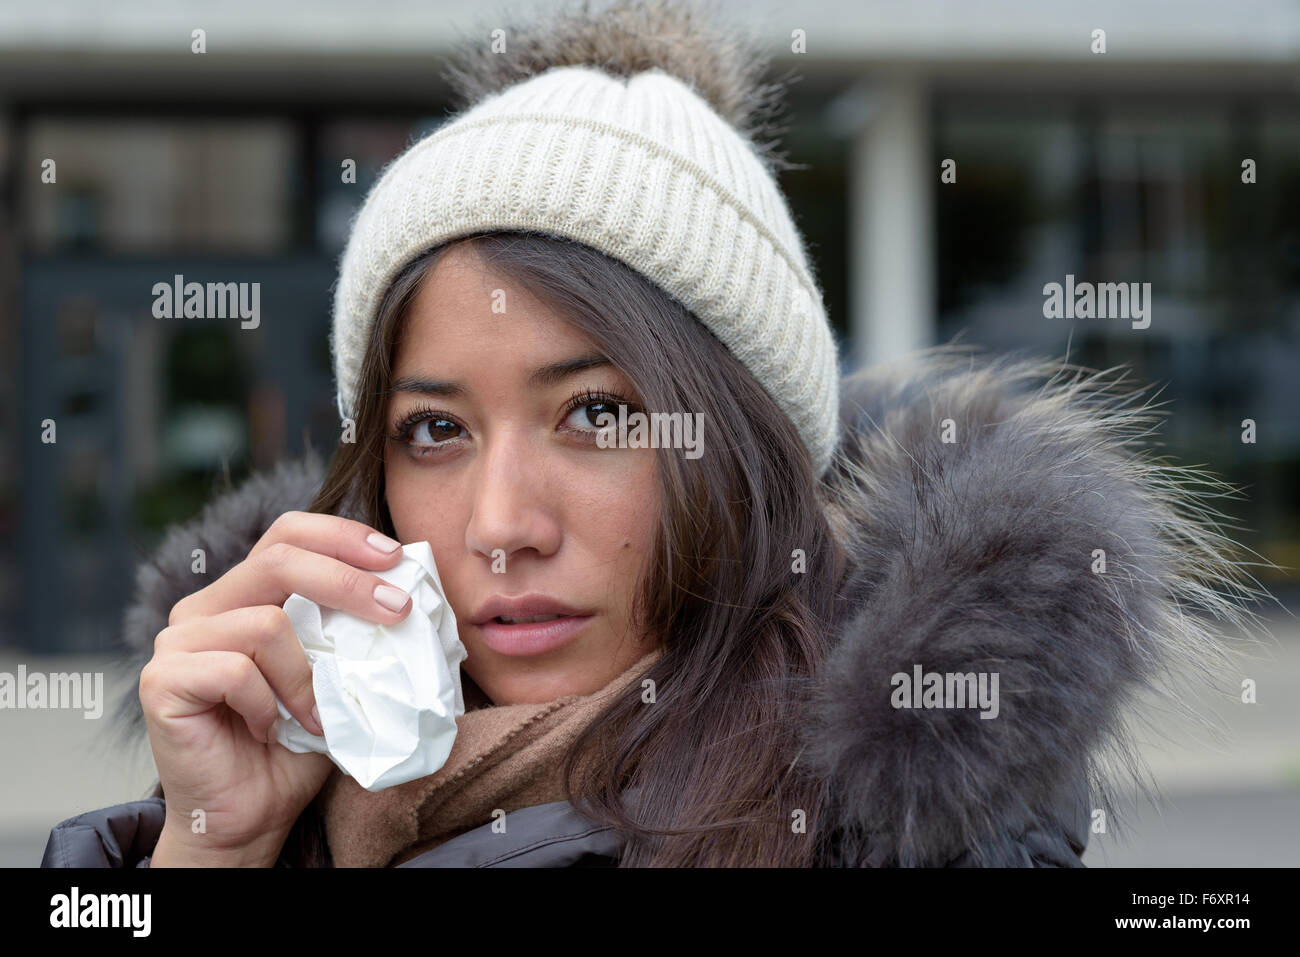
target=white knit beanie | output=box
[331,9,841,477]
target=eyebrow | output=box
[387,353,613,398]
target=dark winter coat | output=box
[41,349,1253,867]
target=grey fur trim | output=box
[806,346,1272,866]
[439,0,802,174]
[109,450,326,739]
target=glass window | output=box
[23,119,295,253]
[315,117,447,253]
[933,96,1300,567]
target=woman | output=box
[42,0,1260,868]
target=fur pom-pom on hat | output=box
[330,0,842,476]
[440,0,805,175]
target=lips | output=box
[475,613,593,657]
[470,594,594,657]
[494,613,564,624]
[471,594,588,626]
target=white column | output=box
[848,77,934,371]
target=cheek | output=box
[383,454,465,551]
[567,458,659,578]
[385,465,476,624]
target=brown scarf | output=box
[320,647,662,867]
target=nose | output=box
[464,428,562,567]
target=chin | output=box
[466,656,611,706]
[472,674,577,706]
[461,627,605,703]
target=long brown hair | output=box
[291,230,844,867]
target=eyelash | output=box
[386,388,640,458]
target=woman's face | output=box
[383,244,660,705]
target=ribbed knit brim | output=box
[332,64,840,476]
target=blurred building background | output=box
[0,0,1296,865]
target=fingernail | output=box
[311,706,322,735]
[367,532,402,553]
[374,583,410,612]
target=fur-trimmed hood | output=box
[108,347,1263,867]
[807,349,1262,865]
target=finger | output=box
[170,542,413,629]
[156,606,323,736]
[249,510,405,569]
[142,650,281,745]
[169,509,405,627]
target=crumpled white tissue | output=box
[271,540,467,792]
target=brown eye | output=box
[412,417,462,444]
[563,400,617,431]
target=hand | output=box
[141,511,413,866]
